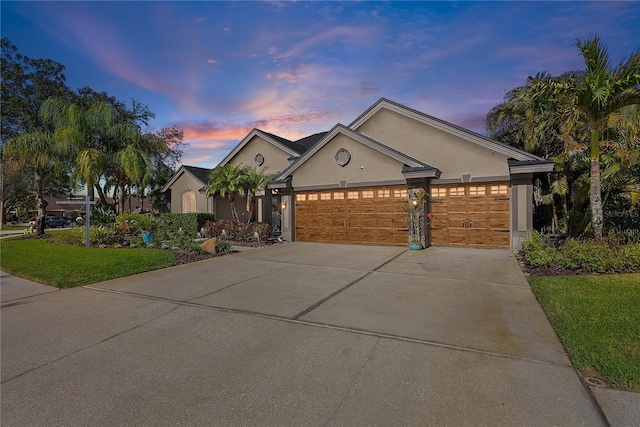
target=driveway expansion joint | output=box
[83,285,571,369]
[292,249,408,320]
[184,263,300,303]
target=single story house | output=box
[164,98,553,250]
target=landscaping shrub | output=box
[215,239,232,254]
[156,213,216,240]
[165,228,206,254]
[116,213,142,234]
[90,225,120,245]
[559,239,623,273]
[201,219,273,241]
[91,207,117,225]
[521,231,640,273]
[521,231,561,268]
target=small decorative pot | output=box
[408,242,422,251]
[142,233,155,245]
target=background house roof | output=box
[161,165,212,193]
[183,165,213,185]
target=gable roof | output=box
[272,124,440,185]
[349,98,551,164]
[161,165,212,193]
[217,128,304,167]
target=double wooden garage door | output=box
[295,183,511,249]
[295,186,409,246]
[429,183,511,249]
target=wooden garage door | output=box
[295,186,408,246]
[429,183,510,249]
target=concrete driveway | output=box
[1,243,608,426]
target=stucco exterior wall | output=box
[214,195,251,222]
[356,109,510,180]
[169,173,211,213]
[227,136,292,174]
[291,133,405,189]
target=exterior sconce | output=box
[412,198,418,207]
[281,200,287,210]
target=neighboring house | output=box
[165,98,553,250]
[162,131,326,222]
[161,165,214,214]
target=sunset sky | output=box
[2,1,639,168]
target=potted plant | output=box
[135,214,157,244]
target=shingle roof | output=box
[183,165,212,185]
[260,131,304,154]
[293,132,329,151]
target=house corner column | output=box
[511,174,533,251]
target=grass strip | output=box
[530,274,640,392]
[0,238,175,288]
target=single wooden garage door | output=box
[429,183,510,249]
[295,186,408,246]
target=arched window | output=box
[182,190,196,213]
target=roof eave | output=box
[401,166,442,179]
[509,162,555,174]
[217,129,300,168]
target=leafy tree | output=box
[1,38,74,227]
[40,97,141,205]
[487,35,640,238]
[205,163,248,221]
[2,131,71,235]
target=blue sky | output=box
[2,1,639,168]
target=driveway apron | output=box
[2,243,606,426]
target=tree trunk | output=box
[228,193,238,221]
[589,130,603,240]
[118,181,126,214]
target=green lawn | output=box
[530,274,640,392]
[0,237,175,288]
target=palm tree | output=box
[205,163,248,221]
[242,166,275,223]
[40,97,141,203]
[2,130,66,235]
[488,35,640,239]
[539,36,639,239]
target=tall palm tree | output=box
[542,36,639,239]
[488,35,640,239]
[205,163,248,221]
[242,166,275,223]
[40,97,141,203]
[2,130,66,235]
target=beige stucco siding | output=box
[169,173,210,213]
[227,136,292,174]
[356,109,510,180]
[292,133,405,188]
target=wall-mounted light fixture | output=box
[281,200,287,210]
[412,198,418,207]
